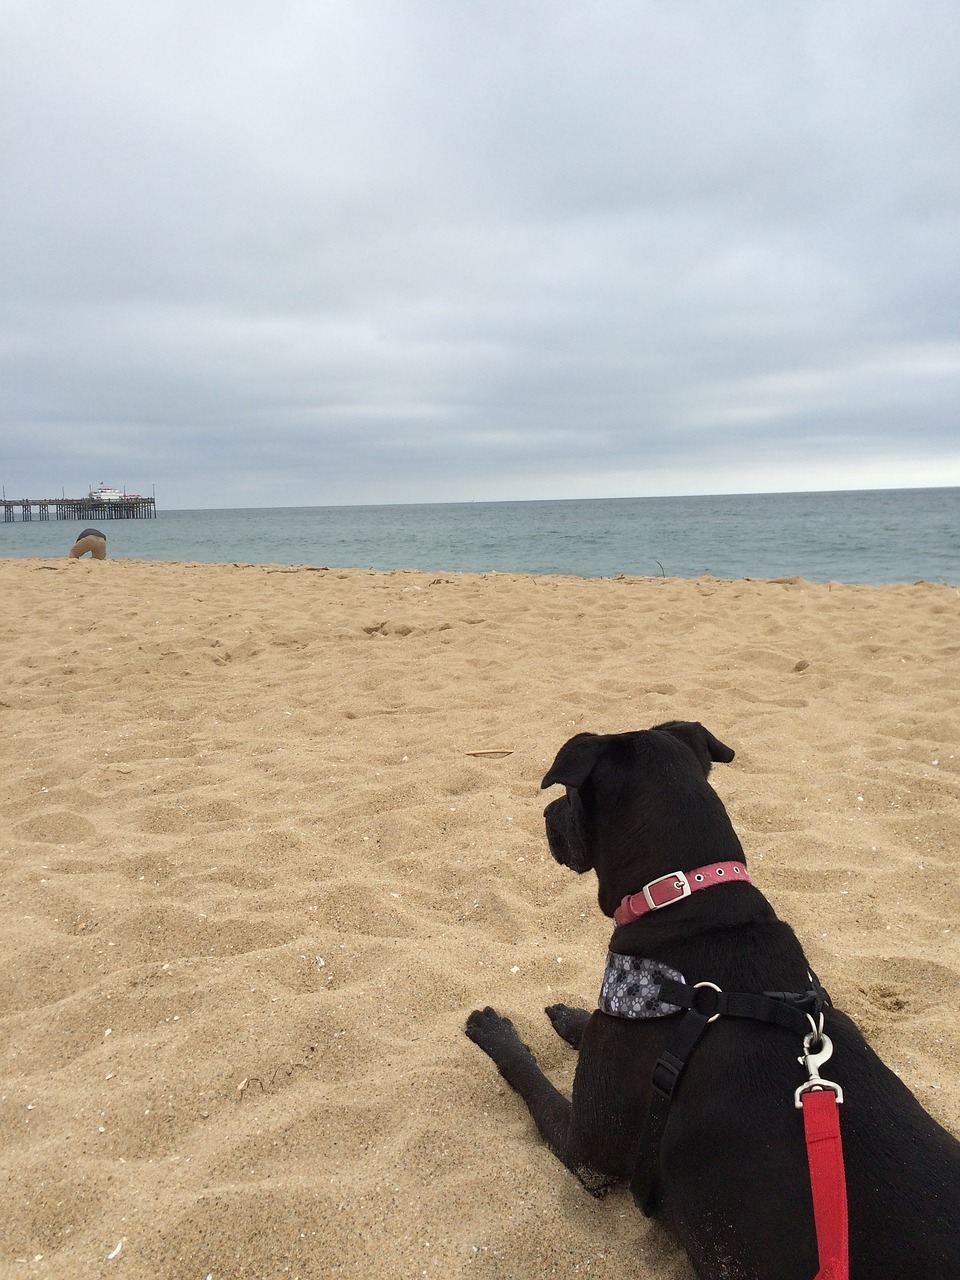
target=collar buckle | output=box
[642,870,691,911]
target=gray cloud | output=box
[2,1,959,508]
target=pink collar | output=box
[614,861,751,926]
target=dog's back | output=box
[655,986,960,1278]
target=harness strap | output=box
[630,984,831,1219]
[801,1089,849,1280]
[631,1008,712,1215]
[658,979,817,1036]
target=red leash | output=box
[801,1089,848,1278]
[797,1032,849,1280]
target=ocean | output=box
[2,488,958,585]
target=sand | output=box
[1,557,958,1280]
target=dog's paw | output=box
[465,1006,531,1064]
[576,1165,614,1199]
[466,1005,516,1044]
[545,1003,591,1049]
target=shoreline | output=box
[1,559,957,1278]
[5,553,959,586]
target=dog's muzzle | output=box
[543,795,592,874]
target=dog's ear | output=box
[654,721,735,770]
[541,733,609,789]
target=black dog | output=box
[466,722,960,1279]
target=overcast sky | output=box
[2,1,959,509]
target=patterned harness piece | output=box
[598,953,686,1019]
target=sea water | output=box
[2,488,958,585]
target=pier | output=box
[2,495,156,522]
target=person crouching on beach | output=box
[68,528,107,559]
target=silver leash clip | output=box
[794,1030,844,1108]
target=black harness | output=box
[628,973,830,1214]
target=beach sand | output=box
[1,558,958,1280]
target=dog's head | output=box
[540,721,739,917]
